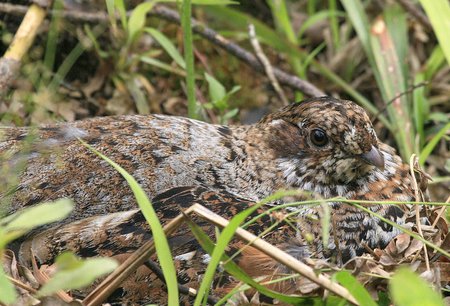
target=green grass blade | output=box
[49,40,88,91]
[79,140,179,305]
[424,45,445,80]
[341,0,372,60]
[181,0,199,119]
[419,122,450,166]
[348,201,450,259]
[419,0,450,67]
[328,0,341,50]
[370,17,413,159]
[186,216,308,304]
[412,73,428,148]
[140,56,187,76]
[145,28,186,69]
[193,190,299,306]
[43,0,63,72]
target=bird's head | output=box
[259,97,385,188]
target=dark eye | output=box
[310,129,328,147]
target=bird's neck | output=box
[274,145,411,201]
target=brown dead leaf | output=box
[396,233,411,253]
[405,239,424,258]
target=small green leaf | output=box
[335,270,377,306]
[0,266,17,304]
[5,199,73,232]
[390,268,444,306]
[38,254,118,296]
[222,108,239,121]
[127,2,156,45]
[204,73,226,103]
[145,28,186,69]
[54,252,84,270]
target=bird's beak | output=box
[360,145,385,170]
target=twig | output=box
[191,204,359,305]
[151,6,325,98]
[431,195,450,229]
[395,0,433,31]
[371,81,428,124]
[83,211,188,306]
[248,24,289,106]
[0,3,325,98]
[0,3,47,94]
[409,154,430,272]
[6,276,38,294]
[84,203,358,305]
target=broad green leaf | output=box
[204,72,226,103]
[38,255,118,296]
[390,268,444,306]
[335,270,377,306]
[145,28,186,69]
[54,252,84,270]
[4,199,73,232]
[127,2,156,45]
[0,266,16,304]
[80,140,179,305]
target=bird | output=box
[0,96,423,303]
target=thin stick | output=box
[248,24,289,106]
[191,204,359,305]
[7,276,38,294]
[409,154,430,271]
[0,3,47,93]
[83,210,189,306]
[431,195,450,229]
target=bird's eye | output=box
[310,129,328,147]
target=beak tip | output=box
[361,146,385,170]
